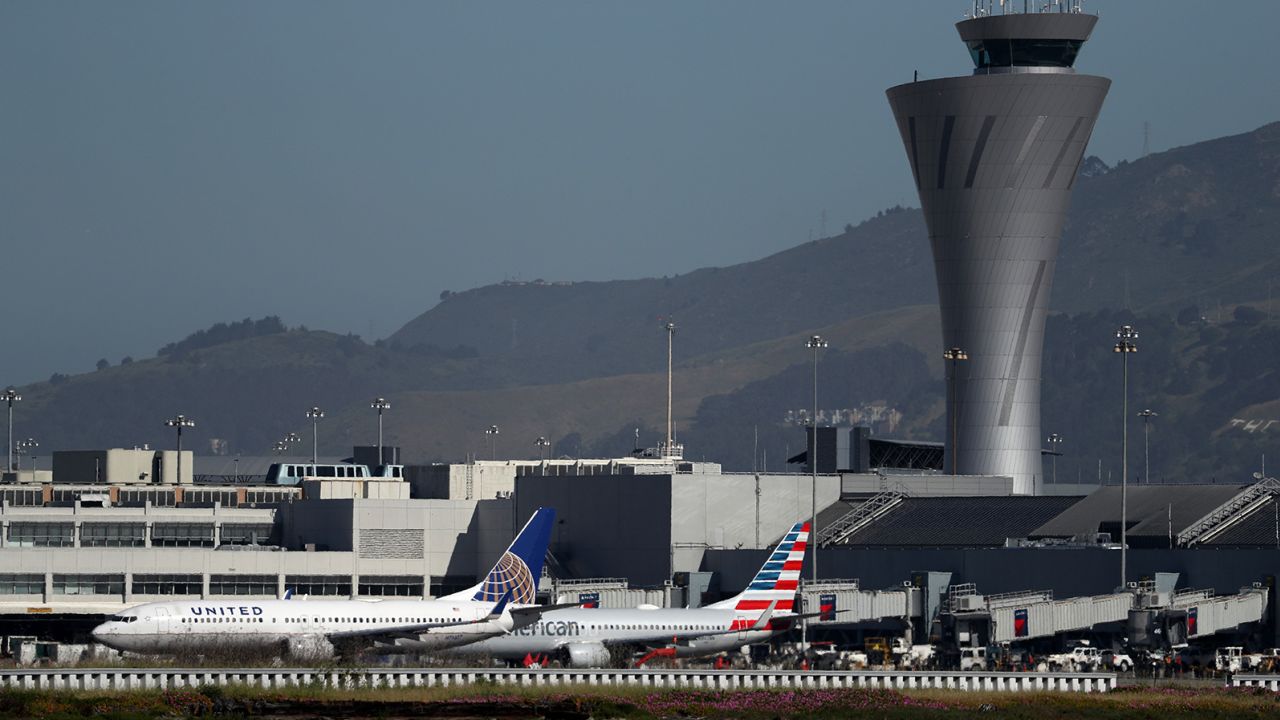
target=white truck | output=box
[1048,644,1133,672]
[960,646,989,671]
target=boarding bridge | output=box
[798,579,917,625]
[1165,585,1270,640]
[944,585,1133,644]
[945,577,1270,648]
[550,578,669,609]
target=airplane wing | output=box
[325,591,516,641]
[324,596,583,643]
[593,603,782,650]
[507,602,584,631]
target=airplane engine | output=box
[563,642,612,668]
[286,635,335,661]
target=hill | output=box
[390,121,1280,385]
[8,121,1280,480]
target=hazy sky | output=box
[3,1,1279,384]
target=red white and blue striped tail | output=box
[707,520,809,614]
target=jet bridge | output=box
[799,580,917,625]
[943,576,1271,649]
[945,585,1134,644]
[1161,585,1271,642]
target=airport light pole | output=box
[942,348,968,475]
[1138,409,1158,484]
[371,397,391,464]
[1114,325,1138,589]
[3,388,20,472]
[15,438,37,472]
[163,414,195,484]
[486,425,500,461]
[273,440,288,456]
[535,436,550,461]
[306,407,324,470]
[1047,433,1063,485]
[663,321,676,457]
[806,334,828,583]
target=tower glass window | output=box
[967,39,1083,69]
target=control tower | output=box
[886,3,1109,494]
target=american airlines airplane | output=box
[92,507,558,659]
[452,520,812,668]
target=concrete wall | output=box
[51,450,192,485]
[516,474,674,585]
[515,472,842,586]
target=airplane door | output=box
[155,606,173,633]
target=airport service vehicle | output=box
[892,639,936,670]
[1101,649,1135,672]
[1047,643,1132,672]
[92,508,556,658]
[453,521,813,668]
[960,646,989,671]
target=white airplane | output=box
[451,520,812,668]
[92,507,558,659]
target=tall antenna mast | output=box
[1142,121,1150,157]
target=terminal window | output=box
[209,574,277,596]
[0,574,44,595]
[430,576,476,598]
[80,523,145,547]
[151,523,215,547]
[286,575,350,596]
[116,490,175,508]
[245,489,297,506]
[7,522,74,547]
[132,574,202,596]
[0,489,42,507]
[181,490,238,508]
[220,524,274,546]
[358,575,424,597]
[53,574,124,596]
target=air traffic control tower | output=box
[886,4,1109,495]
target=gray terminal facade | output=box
[886,12,1109,494]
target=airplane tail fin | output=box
[440,507,555,605]
[706,520,809,614]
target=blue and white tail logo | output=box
[455,507,554,606]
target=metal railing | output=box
[817,489,907,547]
[985,589,1053,608]
[1177,477,1280,547]
[0,667,1118,694]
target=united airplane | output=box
[453,520,812,668]
[92,507,557,659]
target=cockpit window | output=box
[110,614,139,623]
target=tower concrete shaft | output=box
[886,11,1109,494]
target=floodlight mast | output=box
[1114,325,1138,588]
[662,321,681,459]
[371,397,391,464]
[3,388,20,473]
[163,414,196,484]
[305,407,325,470]
[805,334,828,583]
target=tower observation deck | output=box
[885,5,1109,494]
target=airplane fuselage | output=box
[453,607,780,662]
[92,598,513,655]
